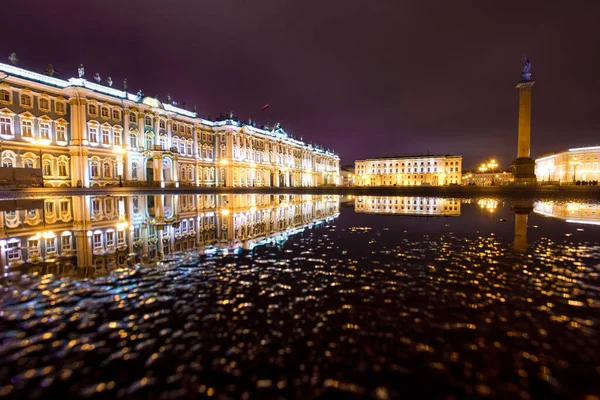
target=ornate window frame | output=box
[55,96,66,115]
[38,115,52,140]
[19,112,36,140]
[101,123,112,146]
[112,109,121,121]
[0,84,12,105]
[129,109,138,124]
[87,121,100,145]
[88,102,98,117]
[113,125,123,147]
[20,89,33,109]
[38,94,51,113]
[0,108,15,138]
[55,118,69,144]
[100,104,110,120]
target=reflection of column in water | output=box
[512,202,534,252]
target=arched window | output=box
[172,137,179,152]
[145,116,152,126]
[42,160,52,176]
[129,112,137,124]
[159,119,166,129]
[160,135,167,150]
[20,94,32,108]
[24,158,34,168]
[101,107,109,118]
[187,140,193,156]
[179,140,186,155]
[58,160,68,176]
[2,151,15,167]
[102,127,111,145]
[188,166,193,181]
[90,161,99,178]
[180,165,186,181]
[88,104,97,116]
[131,163,139,180]
[113,129,122,146]
[103,163,111,178]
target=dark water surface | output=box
[0,194,599,399]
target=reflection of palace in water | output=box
[0,194,339,277]
[534,201,600,225]
[354,196,461,216]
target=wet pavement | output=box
[0,194,599,399]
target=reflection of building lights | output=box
[477,199,498,212]
[250,206,257,212]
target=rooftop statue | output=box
[78,64,84,79]
[521,56,532,82]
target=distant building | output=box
[354,196,461,216]
[535,146,600,184]
[354,155,462,186]
[339,165,355,186]
[462,169,513,186]
[534,201,600,226]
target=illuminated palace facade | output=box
[354,196,461,216]
[0,63,339,188]
[354,155,462,186]
[535,146,600,184]
[0,194,339,276]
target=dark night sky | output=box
[2,0,599,168]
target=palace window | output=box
[24,159,34,168]
[160,136,167,150]
[101,107,109,118]
[90,161,99,178]
[102,128,111,145]
[220,145,226,158]
[88,104,97,116]
[93,233,103,251]
[92,199,101,215]
[132,197,140,213]
[113,130,122,146]
[179,140,186,155]
[60,200,69,215]
[59,161,68,176]
[188,167,193,181]
[0,116,12,135]
[57,125,67,142]
[46,237,57,254]
[129,112,137,123]
[0,90,10,103]
[130,133,138,148]
[20,94,32,108]
[21,120,33,137]
[173,123,178,133]
[132,163,139,180]
[160,120,166,129]
[145,116,152,126]
[55,101,65,114]
[61,235,72,251]
[186,126,191,134]
[106,231,115,248]
[40,122,51,140]
[89,126,98,143]
[117,230,126,246]
[43,161,52,176]
[187,141,193,156]
[103,163,111,178]
[112,110,120,120]
[39,98,50,111]
[145,134,153,149]
[6,242,20,261]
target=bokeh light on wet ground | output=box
[1,196,599,399]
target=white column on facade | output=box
[154,116,160,146]
[167,119,173,148]
[138,113,145,149]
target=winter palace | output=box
[0,63,339,188]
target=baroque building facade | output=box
[0,63,339,188]
[354,196,461,216]
[0,194,340,276]
[354,155,462,186]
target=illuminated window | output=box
[113,129,122,146]
[112,110,120,120]
[40,122,51,139]
[160,119,166,129]
[93,233,103,250]
[129,112,137,123]
[130,133,138,148]
[132,163,139,180]
[89,126,98,143]
[88,104,97,116]
[6,242,20,261]
[187,141,193,156]
[145,116,152,126]
[43,161,52,176]
[101,107,109,118]
[102,128,111,145]
[0,116,13,135]
[103,163,111,178]
[57,125,67,142]
[59,161,68,176]
[24,159,34,168]
[61,235,72,251]
[173,123,178,133]
[21,120,33,137]
[106,231,115,247]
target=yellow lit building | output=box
[0,62,339,188]
[354,155,462,186]
[535,146,600,184]
[354,196,461,216]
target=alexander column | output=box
[512,57,537,185]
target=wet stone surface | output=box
[1,203,600,399]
